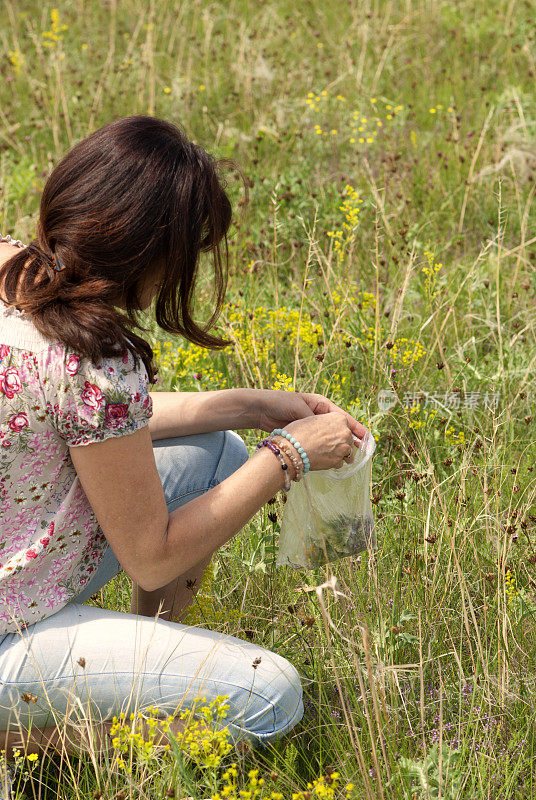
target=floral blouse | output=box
[0,254,153,635]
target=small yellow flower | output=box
[163,87,171,94]
[81,43,88,50]
[429,108,436,113]
[8,49,25,72]
[371,97,377,103]
[42,8,68,49]
[199,84,205,90]
[317,42,323,47]
[27,753,38,762]
[505,569,517,606]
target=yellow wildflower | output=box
[42,8,68,49]
[505,569,517,607]
[8,49,24,72]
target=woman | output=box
[0,115,366,776]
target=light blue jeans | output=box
[0,430,304,748]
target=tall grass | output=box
[2,0,536,796]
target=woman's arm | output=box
[148,387,369,442]
[138,445,291,591]
[148,388,260,441]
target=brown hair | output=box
[0,115,248,385]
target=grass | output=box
[2,0,536,796]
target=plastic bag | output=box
[276,428,376,569]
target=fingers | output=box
[349,420,370,441]
[332,413,362,451]
[331,409,369,444]
[334,444,354,469]
[307,395,368,441]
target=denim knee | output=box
[267,657,304,739]
[153,429,250,511]
[239,652,305,745]
[213,430,249,484]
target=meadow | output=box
[2,0,536,796]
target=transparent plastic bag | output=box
[276,428,376,569]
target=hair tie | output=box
[51,253,65,271]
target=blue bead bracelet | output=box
[270,428,310,474]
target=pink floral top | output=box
[0,240,153,634]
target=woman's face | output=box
[114,265,165,311]
[138,272,163,310]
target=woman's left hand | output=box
[254,389,369,445]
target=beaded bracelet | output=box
[272,437,303,482]
[256,439,292,491]
[270,428,310,474]
[276,439,303,481]
[262,437,303,483]
[266,439,300,484]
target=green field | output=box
[2,0,536,796]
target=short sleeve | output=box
[40,344,153,447]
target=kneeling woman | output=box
[0,115,366,765]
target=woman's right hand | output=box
[278,411,359,472]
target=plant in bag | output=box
[276,429,377,569]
